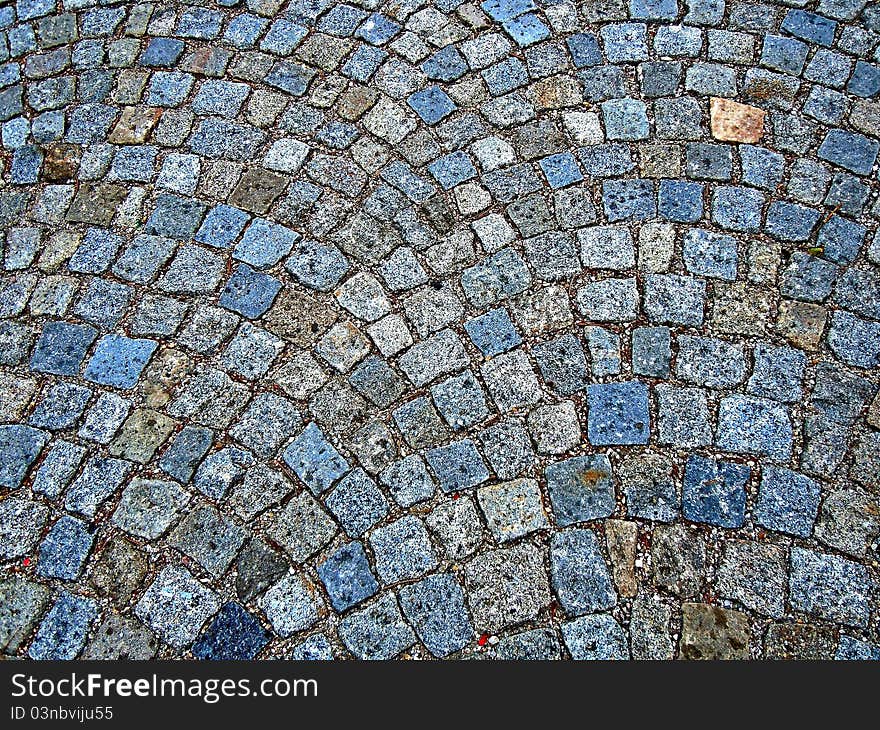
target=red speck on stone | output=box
[22,558,30,567]
[452,493,461,500]
[478,633,489,647]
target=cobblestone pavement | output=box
[1,0,879,661]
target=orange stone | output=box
[709,97,765,143]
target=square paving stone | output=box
[463,543,551,633]
[192,602,269,660]
[644,274,706,326]
[425,439,490,493]
[322,464,387,538]
[112,235,177,285]
[550,528,617,617]
[338,592,416,660]
[28,591,98,660]
[717,540,787,618]
[259,573,321,637]
[579,225,635,270]
[36,515,95,581]
[195,204,251,248]
[754,466,821,538]
[492,627,563,660]
[67,228,122,274]
[676,335,746,388]
[145,194,208,239]
[789,547,874,628]
[29,320,97,375]
[0,576,50,653]
[229,393,300,458]
[348,355,405,409]
[398,573,473,658]
[545,454,615,526]
[682,454,749,528]
[316,322,371,373]
[267,490,337,564]
[64,455,133,518]
[0,424,49,489]
[83,334,157,389]
[587,381,650,445]
[135,565,220,649]
[478,418,534,480]
[680,603,750,660]
[711,185,764,232]
[632,326,671,378]
[814,487,880,559]
[111,478,190,540]
[747,343,806,403]
[158,426,212,484]
[562,614,629,660]
[283,422,350,495]
[527,401,581,454]
[392,396,448,450]
[109,408,175,464]
[478,478,548,543]
[431,370,489,431]
[228,465,294,521]
[655,384,712,448]
[407,85,456,124]
[716,394,793,461]
[602,178,656,221]
[317,540,379,612]
[379,455,436,508]
[650,523,706,598]
[219,264,282,320]
[31,440,85,499]
[191,446,253,501]
[464,308,522,356]
[369,516,438,584]
[481,349,541,411]
[169,504,247,577]
[575,277,639,322]
[619,453,680,523]
[78,393,130,444]
[233,218,300,269]
[683,228,737,280]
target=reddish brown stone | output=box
[710,97,765,143]
[41,143,81,182]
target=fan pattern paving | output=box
[1,0,879,660]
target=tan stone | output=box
[137,347,192,409]
[337,86,379,121]
[108,105,162,144]
[710,97,765,143]
[639,143,682,178]
[711,282,774,336]
[528,75,582,109]
[605,519,638,598]
[264,289,337,348]
[775,299,828,351]
[747,239,781,285]
[109,408,176,464]
[0,374,37,421]
[867,392,880,429]
[680,603,751,660]
[228,168,288,214]
[65,183,128,226]
[764,622,836,660]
